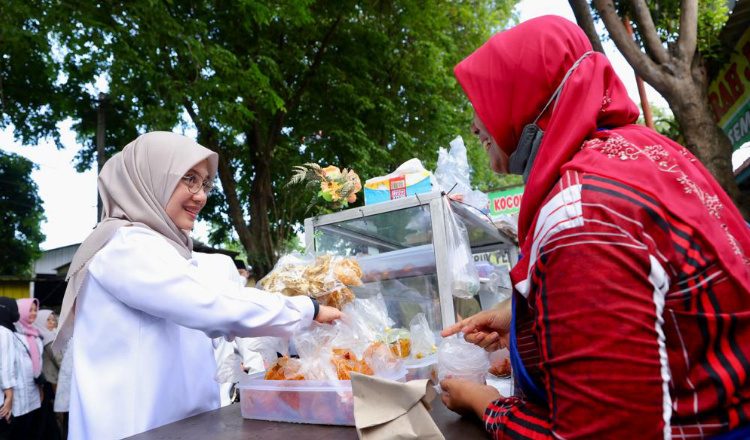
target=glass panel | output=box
[314,205,442,330]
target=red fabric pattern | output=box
[453,15,750,291]
[482,170,750,439]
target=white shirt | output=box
[8,329,43,417]
[69,227,315,440]
[0,327,19,411]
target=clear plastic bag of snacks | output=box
[258,252,363,309]
[409,313,437,359]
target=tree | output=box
[54,0,518,276]
[0,0,65,146]
[0,152,46,277]
[571,0,749,218]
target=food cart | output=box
[304,190,518,330]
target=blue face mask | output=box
[507,51,594,182]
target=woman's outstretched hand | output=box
[441,308,512,352]
[440,379,501,418]
[314,305,342,323]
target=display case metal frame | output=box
[304,191,517,329]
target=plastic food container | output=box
[405,355,438,382]
[238,368,407,426]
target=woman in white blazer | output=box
[55,132,340,440]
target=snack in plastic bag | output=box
[348,293,395,339]
[437,337,490,384]
[264,356,305,380]
[409,313,437,359]
[331,348,373,380]
[259,253,361,310]
[362,341,403,377]
[488,349,512,377]
[386,328,411,358]
[443,200,480,299]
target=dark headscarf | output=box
[0,297,20,332]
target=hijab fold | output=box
[454,16,750,292]
[54,132,218,351]
[17,298,42,376]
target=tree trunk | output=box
[246,140,277,278]
[568,0,605,54]
[591,0,750,219]
[662,75,750,218]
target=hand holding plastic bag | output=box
[437,337,490,384]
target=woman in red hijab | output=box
[441,15,750,440]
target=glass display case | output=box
[304,191,517,331]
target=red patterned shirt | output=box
[484,170,750,439]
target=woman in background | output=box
[34,310,61,440]
[0,298,20,440]
[12,299,43,439]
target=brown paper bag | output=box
[351,373,444,440]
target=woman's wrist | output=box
[310,298,320,320]
[474,389,501,419]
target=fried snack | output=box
[318,287,355,310]
[334,259,363,286]
[331,348,373,380]
[363,342,388,360]
[264,357,305,380]
[489,357,511,377]
[260,255,361,310]
[389,338,411,358]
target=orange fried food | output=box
[334,259,363,286]
[363,342,387,360]
[331,348,373,380]
[489,357,512,377]
[389,338,411,358]
[264,357,305,380]
[318,286,355,310]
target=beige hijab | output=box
[53,131,218,351]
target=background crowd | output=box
[0,298,70,440]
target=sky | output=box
[0,0,742,251]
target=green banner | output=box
[488,186,524,217]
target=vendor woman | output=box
[55,132,341,440]
[440,16,750,440]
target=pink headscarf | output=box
[16,298,41,376]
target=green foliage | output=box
[608,0,730,64]
[12,0,519,269]
[0,152,46,276]
[637,102,681,141]
[0,0,65,146]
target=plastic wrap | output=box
[437,337,490,384]
[258,252,362,309]
[409,313,437,359]
[435,136,490,210]
[444,202,480,299]
[214,353,246,384]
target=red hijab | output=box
[455,16,750,290]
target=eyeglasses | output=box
[181,174,215,196]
